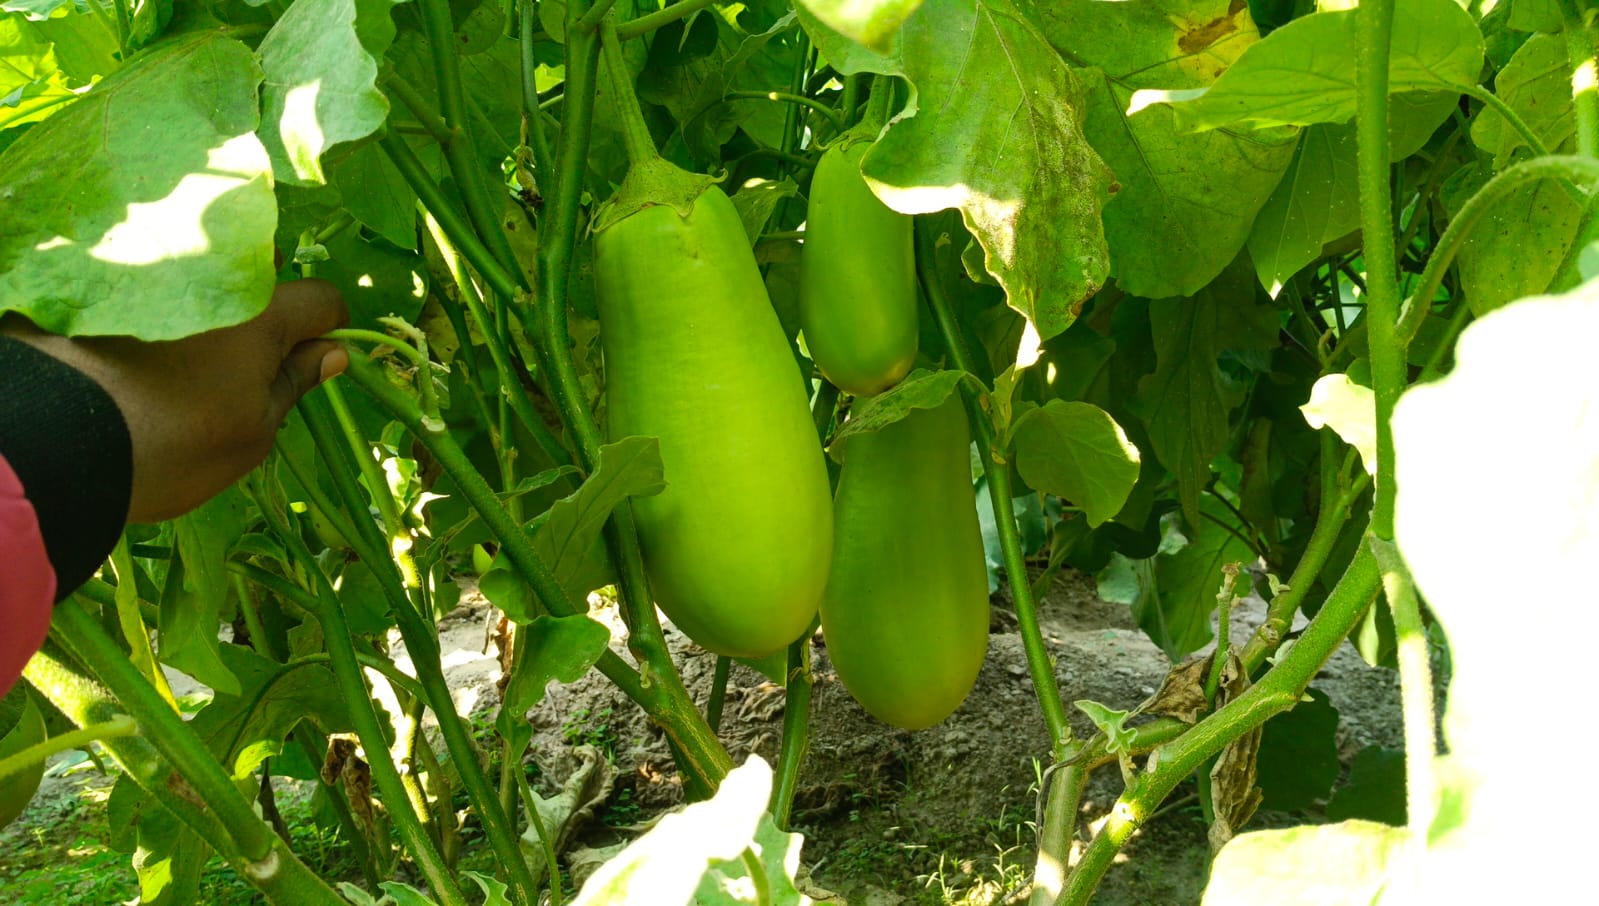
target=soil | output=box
[2,568,1402,905]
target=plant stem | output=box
[520,0,556,186]
[0,716,135,783]
[1370,536,1436,845]
[576,0,622,31]
[296,393,542,905]
[615,0,721,40]
[326,328,430,369]
[340,353,736,791]
[1029,763,1084,905]
[384,74,457,145]
[600,19,658,167]
[418,206,574,467]
[770,632,814,830]
[382,134,524,301]
[726,90,845,132]
[23,643,347,906]
[416,0,523,276]
[706,655,731,732]
[1354,0,1401,541]
[1239,432,1371,674]
[1399,155,1599,348]
[253,490,470,906]
[1057,544,1383,905]
[1558,0,1599,158]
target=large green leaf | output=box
[0,30,275,339]
[107,777,209,906]
[793,2,900,76]
[1010,400,1140,527]
[1247,123,1357,295]
[1036,0,1298,299]
[1131,263,1279,530]
[256,0,399,186]
[1392,279,1599,900]
[1144,0,1482,131]
[862,0,1113,341]
[1254,687,1339,812]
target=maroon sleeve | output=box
[0,453,56,700]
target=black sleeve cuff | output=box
[0,335,132,601]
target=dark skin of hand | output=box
[1,279,348,523]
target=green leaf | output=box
[1132,264,1279,530]
[693,814,809,905]
[1202,820,1406,904]
[793,2,900,76]
[0,13,83,131]
[1254,687,1339,812]
[1392,278,1599,896]
[1117,500,1255,660]
[793,0,919,55]
[314,227,429,330]
[495,614,611,758]
[1010,400,1140,527]
[1074,700,1136,754]
[530,435,667,605]
[862,0,1113,340]
[0,686,45,828]
[1508,0,1561,35]
[1247,123,1359,296]
[1441,161,1583,316]
[1037,0,1299,299]
[729,175,798,245]
[1143,0,1483,132]
[161,488,249,696]
[0,30,276,340]
[1470,32,1578,169]
[378,881,442,906]
[188,646,352,780]
[107,777,208,906]
[827,368,972,459]
[461,871,513,906]
[257,0,399,185]
[1326,745,1407,827]
[572,756,784,906]
[1300,374,1377,475]
[330,141,419,250]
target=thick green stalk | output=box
[1354,0,1401,541]
[1058,544,1383,905]
[297,393,543,905]
[416,0,523,276]
[340,354,736,790]
[1399,155,1599,349]
[254,494,468,906]
[381,134,523,301]
[49,603,282,861]
[23,643,347,906]
[1030,764,1084,906]
[1558,0,1599,158]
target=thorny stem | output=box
[1058,545,1383,904]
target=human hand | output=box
[0,280,348,523]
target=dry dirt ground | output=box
[2,568,1402,905]
[506,568,1402,905]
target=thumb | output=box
[269,339,348,423]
